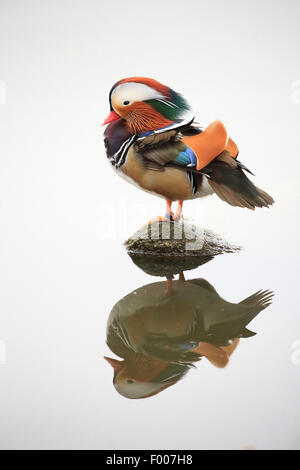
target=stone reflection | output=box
[105,256,273,399]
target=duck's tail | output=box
[239,289,274,311]
[204,155,275,210]
[206,289,274,341]
[236,289,274,337]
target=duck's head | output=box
[103,77,191,134]
[104,355,188,399]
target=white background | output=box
[0,0,299,450]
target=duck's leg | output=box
[174,200,183,221]
[146,199,174,225]
[179,271,185,281]
[165,199,174,221]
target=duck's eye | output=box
[123,100,130,106]
[126,379,135,384]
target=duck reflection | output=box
[105,256,273,399]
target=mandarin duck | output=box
[103,77,274,221]
[105,275,273,399]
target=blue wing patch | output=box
[174,146,197,167]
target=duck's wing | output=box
[134,122,204,172]
[135,131,187,171]
[134,121,235,176]
[143,331,203,365]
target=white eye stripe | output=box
[111,82,165,108]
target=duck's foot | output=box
[145,201,184,224]
[145,199,176,225]
[173,213,183,221]
[145,214,174,225]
